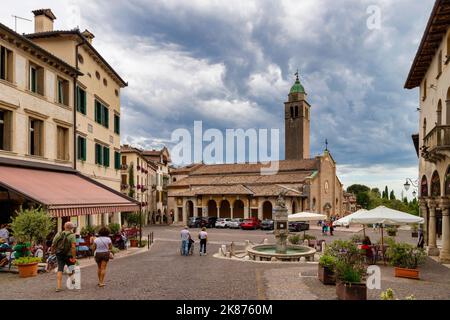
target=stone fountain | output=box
[246,193,316,262]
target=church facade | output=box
[167,75,344,223]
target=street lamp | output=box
[403,178,419,198]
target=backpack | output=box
[54,231,72,256]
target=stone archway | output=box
[186,200,194,218]
[262,201,272,220]
[421,175,428,197]
[431,171,441,197]
[234,200,244,219]
[220,200,231,218]
[207,200,217,217]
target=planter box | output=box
[130,239,139,247]
[394,267,420,280]
[318,265,335,285]
[336,281,367,300]
[17,262,39,278]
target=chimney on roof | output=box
[32,9,56,33]
[81,29,95,44]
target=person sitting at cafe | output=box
[0,224,9,244]
[76,234,90,257]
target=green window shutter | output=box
[103,146,110,167]
[76,87,80,112]
[82,90,86,115]
[95,101,101,123]
[82,137,87,161]
[114,115,120,134]
[30,67,37,92]
[58,80,63,104]
[114,151,120,170]
[95,143,103,165]
[77,136,81,160]
[104,106,109,128]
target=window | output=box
[56,126,69,160]
[114,151,121,170]
[77,54,84,64]
[29,63,44,95]
[294,106,299,118]
[0,46,13,82]
[95,143,110,167]
[290,106,294,118]
[77,136,87,161]
[121,155,127,165]
[95,71,100,80]
[76,86,86,114]
[438,50,443,77]
[95,100,109,128]
[0,109,12,151]
[103,78,108,86]
[57,77,69,106]
[114,114,120,134]
[29,118,44,156]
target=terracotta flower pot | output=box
[336,281,367,300]
[130,239,139,247]
[318,265,335,285]
[17,262,39,278]
[394,267,420,280]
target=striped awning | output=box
[0,165,140,217]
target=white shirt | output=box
[180,229,190,241]
[199,231,208,240]
[94,236,111,253]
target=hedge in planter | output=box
[327,240,367,300]
[385,240,426,280]
[318,254,336,285]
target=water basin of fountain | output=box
[247,244,316,262]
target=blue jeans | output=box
[200,239,207,254]
[181,240,189,256]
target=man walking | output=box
[180,226,190,256]
[52,222,77,292]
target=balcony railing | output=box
[422,125,450,162]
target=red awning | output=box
[0,166,140,217]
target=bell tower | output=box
[284,72,310,160]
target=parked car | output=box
[215,218,232,228]
[188,217,208,228]
[229,218,244,229]
[240,218,261,230]
[206,216,218,228]
[288,221,310,232]
[260,219,274,230]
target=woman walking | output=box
[198,227,208,256]
[93,227,113,287]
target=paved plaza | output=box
[1,225,450,300]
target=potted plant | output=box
[14,256,42,278]
[108,223,121,236]
[411,224,419,238]
[328,240,367,300]
[386,241,426,279]
[318,254,336,285]
[125,213,141,247]
[80,225,95,243]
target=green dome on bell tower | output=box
[290,71,305,94]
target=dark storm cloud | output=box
[77,0,430,168]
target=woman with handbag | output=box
[92,227,113,287]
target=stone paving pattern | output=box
[1,225,449,300]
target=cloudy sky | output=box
[0,0,434,197]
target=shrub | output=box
[386,226,398,236]
[288,234,301,245]
[108,223,121,235]
[10,207,54,244]
[386,242,427,269]
[325,240,366,283]
[350,234,365,243]
[80,225,95,236]
[380,288,395,300]
[319,254,336,270]
[125,213,142,228]
[14,256,42,265]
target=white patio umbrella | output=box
[333,209,369,236]
[288,212,327,237]
[351,206,424,255]
[288,212,327,222]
